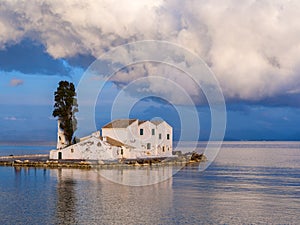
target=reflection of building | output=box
[51,167,174,224]
[50,119,173,160]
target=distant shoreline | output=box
[1,140,300,147]
[0,141,56,146]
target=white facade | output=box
[57,119,68,149]
[102,119,173,157]
[50,136,119,161]
[50,119,173,160]
[154,121,173,155]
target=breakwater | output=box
[0,152,206,169]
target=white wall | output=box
[57,120,68,149]
[101,120,173,157]
[156,121,172,156]
[50,136,121,161]
[138,121,157,155]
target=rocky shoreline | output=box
[0,152,206,169]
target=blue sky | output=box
[1,1,300,143]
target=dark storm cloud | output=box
[0,39,71,75]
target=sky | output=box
[0,0,300,143]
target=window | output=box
[152,129,155,135]
[159,133,162,140]
[167,134,170,140]
[147,143,151,149]
[162,146,165,152]
[140,128,144,135]
[71,148,74,153]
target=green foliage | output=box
[52,81,78,145]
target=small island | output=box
[0,81,206,169]
[0,151,206,169]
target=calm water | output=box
[0,142,299,224]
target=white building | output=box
[49,119,173,161]
[57,120,69,149]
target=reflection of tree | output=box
[55,169,77,225]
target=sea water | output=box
[0,142,299,224]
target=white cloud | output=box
[287,87,300,94]
[4,116,17,121]
[10,78,24,87]
[0,0,300,103]
[3,116,25,121]
[282,116,289,121]
[110,62,203,105]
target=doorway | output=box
[58,152,62,160]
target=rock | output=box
[98,160,104,165]
[134,162,141,166]
[14,160,23,164]
[79,161,91,165]
[190,152,206,161]
[173,151,182,156]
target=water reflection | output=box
[96,165,182,186]
[1,142,298,224]
[55,169,77,225]
[51,167,174,224]
[172,164,300,224]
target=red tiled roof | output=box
[105,136,125,147]
[102,119,137,128]
[138,120,147,125]
[150,120,164,125]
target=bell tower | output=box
[57,119,68,149]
